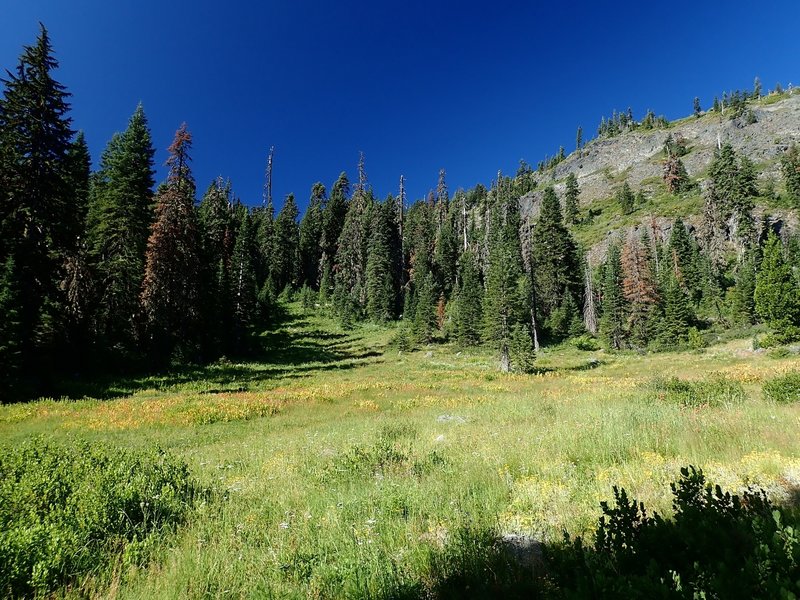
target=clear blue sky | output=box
[2,0,799,212]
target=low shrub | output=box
[650,375,745,407]
[572,335,601,351]
[0,438,203,597]
[763,371,800,403]
[548,466,800,598]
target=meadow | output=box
[2,302,800,598]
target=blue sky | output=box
[2,1,799,212]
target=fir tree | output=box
[600,243,627,350]
[564,172,580,224]
[366,197,397,322]
[617,181,635,214]
[413,271,437,343]
[230,210,258,351]
[730,249,759,325]
[754,232,800,332]
[693,97,701,118]
[299,183,325,289]
[0,255,23,392]
[663,155,690,194]
[85,105,155,350]
[320,172,349,302]
[333,157,371,320]
[0,25,75,364]
[667,219,702,301]
[454,249,483,346]
[658,266,693,346]
[140,123,201,363]
[271,194,300,292]
[781,144,800,206]
[528,187,581,335]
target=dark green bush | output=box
[0,438,203,597]
[548,466,800,598]
[572,335,601,351]
[650,375,745,407]
[763,371,800,403]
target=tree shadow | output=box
[43,309,386,401]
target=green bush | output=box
[763,372,800,403]
[0,438,203,597]
[548,466,800,598]
[572,334,601,351]
[650,375,745,407]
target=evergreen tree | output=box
[271,194,300,292]
[366,197,396,322]
[0,25,75,365]
[730,249,759,325]
[413,271,438,343]
[319,172,349,301]
[781,144,800,206]
[230,210,258,351]
[659,266,693,346]
[693,97,701,118]
[333,158,370,320]
[667,219,702,302]
[140,123,201,363]
[528,187,581,336]
[754,232,800,332]
[663,155,690,194]
[454,249,483,346]
[564,172,580,224]
[0,255,23,392]
[617,181,635,214]
[65,131,91,243]
[575,126,583,154]
[483,178,525,370]
[85,105,155,350]
[299,183,325,289]
[600,243,627,350]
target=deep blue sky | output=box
[2,1,799,212]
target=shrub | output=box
[572,334,601,351]
[763,372,800,403]
[0,438,202,597]
[650,375,745,407]
[549,466,800,598]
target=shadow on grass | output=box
[45,307,387,401]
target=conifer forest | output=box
[2,24,800,600]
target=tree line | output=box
[2,27,800,400]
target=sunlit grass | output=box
[2,302,799,597]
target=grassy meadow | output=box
[2,302,800,598]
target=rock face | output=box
[518,93,800,263]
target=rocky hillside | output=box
[520,92,800,263]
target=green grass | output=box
[2,303,800,598]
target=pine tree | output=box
[0,25,75,364]
[564,172,580,224]
[140,123,201,363]
[730,249,759,325]
[575,126,583,154]
[366,197,396,322]
[754,232,800,332]
[86,105,155,350]
[600,243,627,350]
[454,249,483,346]
[781,143,800,206]
[299,183,325,289]
[693,97,701,118]
[663,155,689,194]
[667,219,701,301]
[271,194,300,293]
